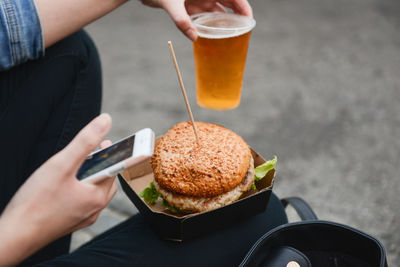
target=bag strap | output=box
[281,197,318,221]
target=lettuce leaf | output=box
[254,156,277,181]
[251,183,257,191]
[139,182,161,204]
[162,199,180,213]
[140,182,180,213]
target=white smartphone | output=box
[77,128,155,183]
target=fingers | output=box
[71,210,102,232]
[98,177,117,198]
[234,0,253,17]
[185,1,227,15]
[91,177,117,207]
[221,0,253,17]
[79,181,116,229]
[99,140,112,150]
[107,180,118,202]
[70,179,117,232]
[160,0,252,41]
[82,178,116,229]
[161,0,198,41]
[214,3,228,13]
[56,114,112,174]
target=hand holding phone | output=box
[77,128,155,183]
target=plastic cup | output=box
[191,12,256,110]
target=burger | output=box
[140,121,276,213]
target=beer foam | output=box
[191,12,256,39]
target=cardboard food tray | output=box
[118,146,275,242]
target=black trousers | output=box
[0,30,102,265]
[0,30,288,266]
[37,193,288,267]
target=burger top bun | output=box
[151,122,251,198]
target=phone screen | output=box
[77,135,135,180]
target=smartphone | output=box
[77,128,154,183]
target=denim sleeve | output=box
[0,0,44,71]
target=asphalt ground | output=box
[70,0,399,265]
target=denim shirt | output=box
[0,0,44,71]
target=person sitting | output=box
[0,1,288,266]
[0,114,288,266]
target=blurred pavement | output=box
[71,0,399,265]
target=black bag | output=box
[240,197,388,267]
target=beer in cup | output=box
[191,12,256,110]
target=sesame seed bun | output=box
[151,122,251,198]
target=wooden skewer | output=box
[168,41,200,144]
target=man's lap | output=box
[37,192,288,267]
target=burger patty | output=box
[153,157,255,213]
[152,122,251,197]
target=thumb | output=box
[162,1,197,41]
[59,113,112,173]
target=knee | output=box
[73,30,102,75]
[44,30,101,77]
